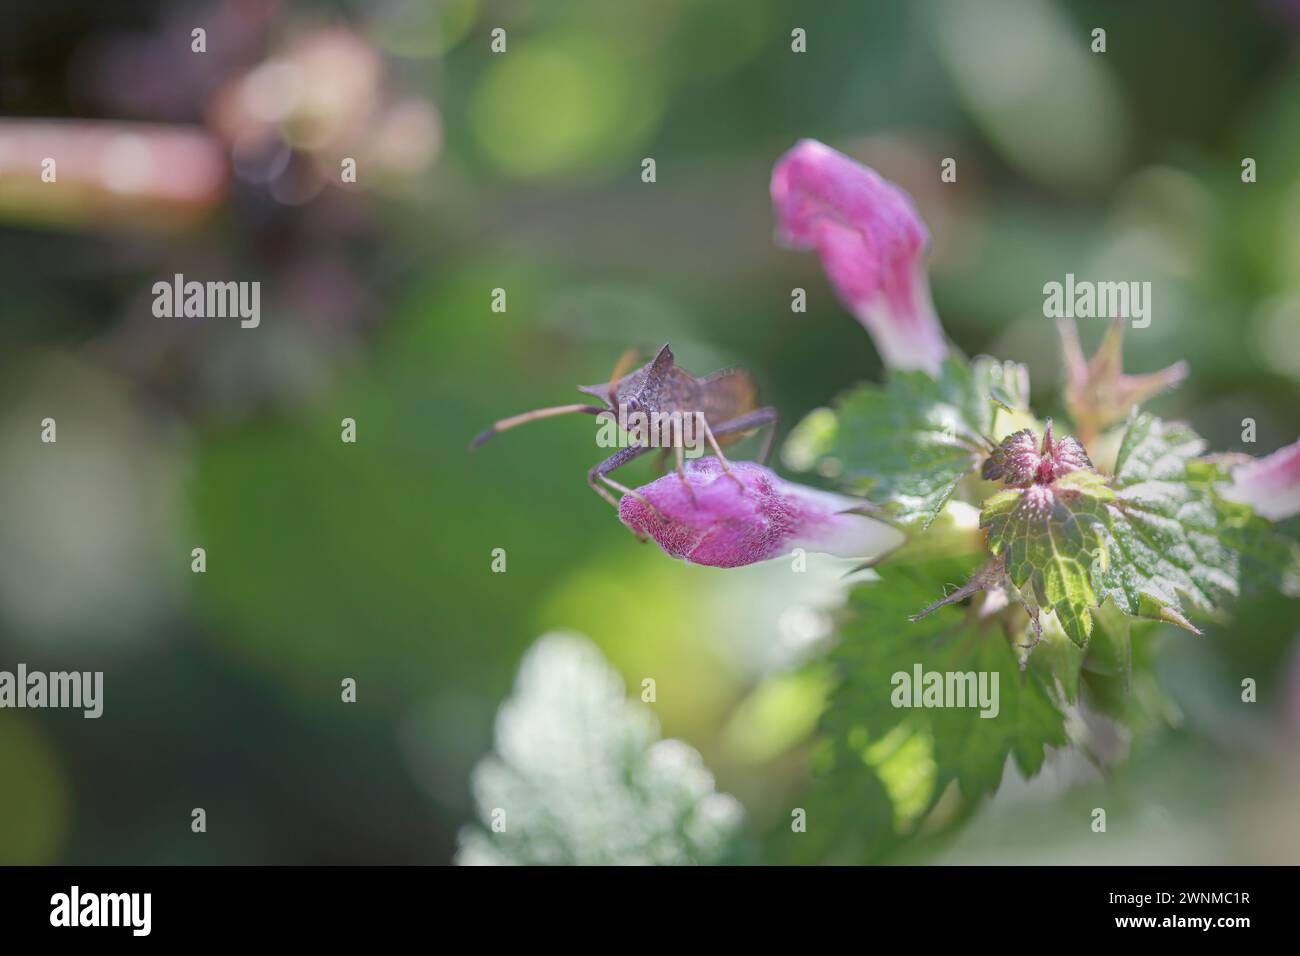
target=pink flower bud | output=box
[981,420,1092,487]
[771,139,949,376]
[1058,318,1187,442]
[980,429,1040,486]
[618,459,904,568]
[1226,437,1300,521]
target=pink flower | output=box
[771,139,949,376]
[618,458,903,568]
[1226,437,1300,521]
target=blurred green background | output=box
[3,0,1300,864]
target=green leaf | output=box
[980,469,1114,646]
[810,560,1067,861]
[1077,597,1135,721]
[1078,604,1170,733]
[980,356,1032,413]
[1082,599,1133,695]
[1028,611,1088,704]
[976,414,1300,645]
[784,355,1030,528]
[456,633,743,865]
[1099,414,1300,631]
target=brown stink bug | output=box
[470,344,778,509]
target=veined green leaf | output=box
[978,413,1300,645]
[456,633,743,865]
[784,355,1031,528]
[980,468,1113,646]
[1100,414,1300,631]
[809,560,1067,863]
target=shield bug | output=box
[470,344,778,511]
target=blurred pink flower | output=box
[771,139,949,376]
[0,120,225,231]
[1226,437,1300,521]
[618,458,903,568]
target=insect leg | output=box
[702,407,779,483]
[673,441,698,503]
[698,418,747,488]
[726,407,779,465]
[688,407,779,492]
[707,407,779,461]
[588,444,663,517]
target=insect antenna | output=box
[469,403,606,449]
[605,348,642,408]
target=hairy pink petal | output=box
[618,459,903,568]
[981,429,1040,485]
[982,420,1092,487]
[1227,437,1300,521]
[771,139,948,376]
[1050,436,1093,476]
